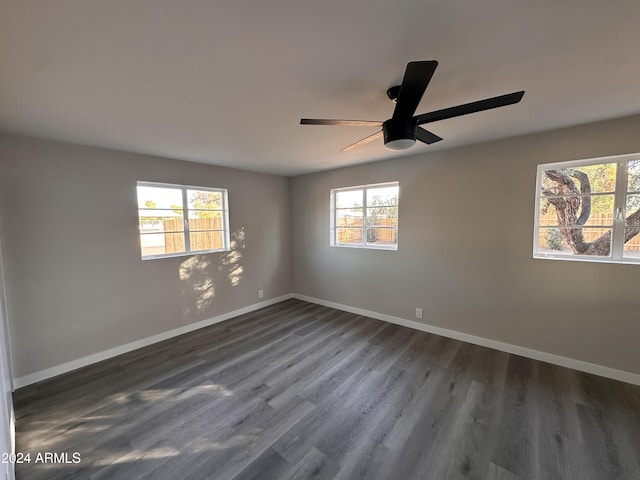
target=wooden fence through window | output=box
[163,217,224,253]
[336,217,397,244]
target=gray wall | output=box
[3,114,640,381]
[291,115,640,376]
[0,134,291,379]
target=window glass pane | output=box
[138,209,183,219]
[628,159,640,193]
[188,212,223,231]
[538,195,614,227]
[137,182,229,259]
[139,219,165,234]
[161,217,185,233]
[336,208,363,227]
[138,210,183,231]
[366,186,399,207]
[140,232,185,257]
[136,186,183,209]
[366,227,397,247]
[336,190,362,209]
[626,195,640,225]
[366,207,398,227]
[623,228,640,258]
[138,214,183,237]
[537,227,611,256]
[540,163,616,195]
[187,190,223,210]
[190,231,224,251]
[336,228,363,245]
[331,182,398,250]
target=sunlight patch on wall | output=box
[180,255,215,318]
[219,227,246,286]
[178,228,245,321]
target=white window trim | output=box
[533,152,640,265]
[137,181,231,260]
[330,181,399,251]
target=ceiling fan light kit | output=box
[301,60,524,152]
[384,138,416,151]
[382,119,416,150]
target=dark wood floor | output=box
[13,299,640,479]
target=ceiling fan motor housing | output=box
[383,118,416,150]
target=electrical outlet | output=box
[415,308,423,319]
[258,289,264,299]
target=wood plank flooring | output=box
[13,299,640,479]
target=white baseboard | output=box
[292,293,640,386]
[13,294,293,389]
[15,292,640,389]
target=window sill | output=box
[331,244,398,251]
[142,248,231,260]
[533,253,640,265]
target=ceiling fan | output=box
[300,61,524,152]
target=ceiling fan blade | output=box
[392,61,438,121]
[300,118,383,127]
[415,91,525,125]
[415,127,443,145]
[341,130,383,152]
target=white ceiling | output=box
[2,1,640,176]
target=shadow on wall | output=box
[219,227,245,287]
[179,255,215,319]
[179,227,246,320]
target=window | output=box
[534,153,640,264]
[330,182,399,250]
[137,181,230,259]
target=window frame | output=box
[533,152,640,265]
[137,181,230,260]
[330,181,399,251]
